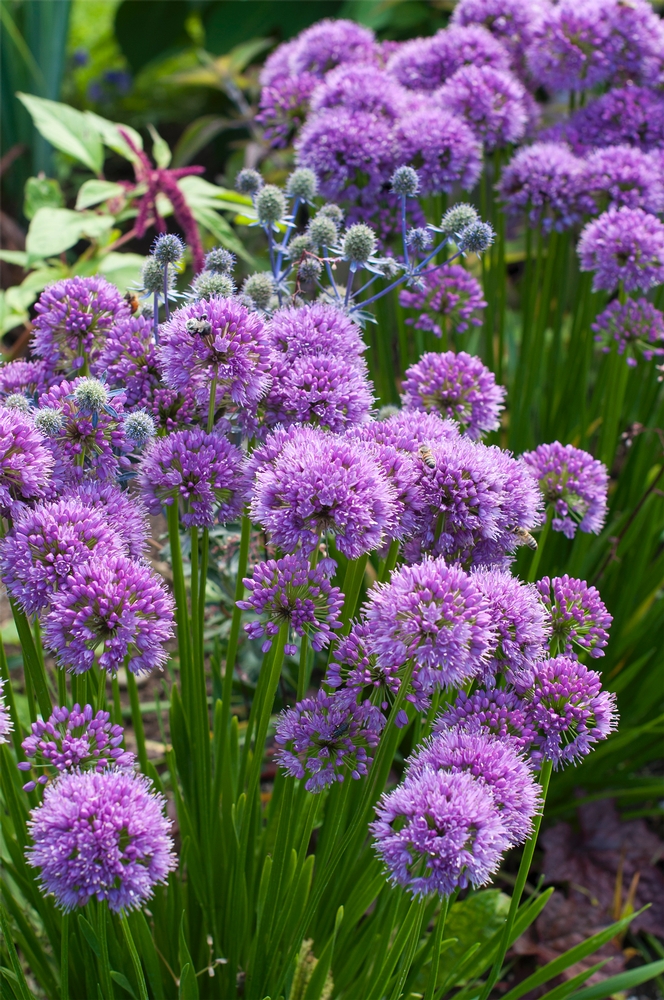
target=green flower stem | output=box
[220,514,251,756]
[61,911,69,1000]
[379,538,400,584]
[166,503,191,692]
[598,347,630,468]
[10,599,51,720]
[340,553,368,633]
[0,635,24,754]
[97,901,115,1000]
[388,899,426,1000]
[479,759,553,1000]
[527,507,553,583]
[111,675,122,726]
[120,915,149,1000]
[57,666,68,711]
[96,667,107,713]
[297,543,320,700]
[425,895,450,1000]
[126,669,148,774]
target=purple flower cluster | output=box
[451,0,548,68]
[436,65,528,151]
[94,313,162,410]
[63,482,149,560]
[237,554,343,654]
[498,142,590,232]
[583,147,664,216]
[592,298,664,367]
[521,442,608,538]
[0,408,54,517]
[386,25,511,92]
[401,351,505,440]
[536,575,612,658]
[578,207,664,293]
[436,688,535,750]
[396,108,482,196]
[0,358,52,400]
[326,620,402,720]
[27,769,175,912]
[398,264,486,338]
[18,704,135,791]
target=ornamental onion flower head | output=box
[267,303,366,374]
[397,108,482,195]
[527,0,612,92]
[62,482,149,560]
[93,314,161,410]
[275,690,384,792]
[357,409,460,455]
[311,64,406,120]
[399,264,487,338]
[326,620,403,719]
[577,206,664,293]
[0,408,54,516]
[237,554,343,655]
[19,704,135,792]
[345,433,425,542]
[592,298,664,367]
[436,688,535,750]
[386,25,510,93]
[0,499,125,615]
[521,442,608,538]
[289,19,378,77]
[250,427,397,558]
[436,65,528,151]
[26,769,176,912]
[524,655,618,768]
[371,767,509,897]
[42,552,175,675]
[497,142,590,232]
[265,353,374,433]
[0,358,53,399]
[138,428,247,528]
[536,575,612,659]
[401,350,505,440]
[549,86,664,155]
[451,0,549,66]
[32,275,127,374]
[257,73,318,149]
[583,146,664,215]
[0,678,13,745]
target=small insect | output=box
[418,444,436,469]
[514,527,538,551]
[330,721,351,741]
[186,314,212,338]
[124,290,140,314]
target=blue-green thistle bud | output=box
[342,224,377,264]
[124,410,156,447]
[152,233,185,264]
[141,257,166,294]
[236,168,263,195]
[73,378,109,414]
[3,394,31,413]
[34,408,65,436]
[256,185,286,227]
[190,272,235,300]
[204,247,235,274]
[308,215,338,248]
[391,166,420,197]
[286,168,318,202]
[406,227,433,252]
[243,272,274,310]
[440,203,479,238]
[458,220,495,254]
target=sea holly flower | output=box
[592,298,664,367]
[237,554,343,655]
[42,553,175,675]
[26,769,176,912]
[275,689,384,792]
[18,704,135,792]
[435,688,535,750]
[399,264,486,338]
[536,575,612,659]
[578,206,664,293]
[0,408,54,517]
[521,442,608,539]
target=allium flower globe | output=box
[64,481,149,559]
[498,142,590,232]
[397,108,482,195]
[578,207,664,293]
[265,354,374,432]
[536,575,612,659]
[0,408,54,516]
[583,146,664,215]
[326,620,402,719]
[437,688,535,750]
[521,442,608,538]
[436,65,528,151]
[399,264,486,338]
[592,298,664,366]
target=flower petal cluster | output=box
[346,434,425,541]
[536,575,612,659]
[267,303,366,368]
[265,354,374,433]
[257,73,318,148]
[578,207,664,293]
[583,146,664,215]
[527,0,613,92]
[288,19,378,78]
[451,0,548,67]
[386,25,510,92]
[310,64,406,120]
[27,769,175,912]
[436,65,527,151]
[358,409,459,454]
[436,688,535,749]
[592,297,664,367]
[397,108,483,195]
[94,313,162,409]
[42,553,175,675]
[401,351,505,440]
[521,442,608,538]
[238,554,343,654]
[0,359,53,400]
[275,690,384,792]
[63,482,149,559]
[326,620,402,717]
[399,264,486,338]
[498,142,590,232]
[549,86,664,155]
[0,408,54,516]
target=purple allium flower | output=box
[32,276,128,374]
[310,64,407,119]
[385,36,448,92]
[549,86,664,155]
[250,427,397,558]
[521,442,608,539]
[397,108,483,195]
[364,557,496,700]
[0,359,53,399]
[471,567,550,686]
[268,303,366,367]
[19,704,135,791]
[275,689,384,792]
[0,678,13,744]
[237,554,343,654]
[62,482,149,560]
[265,354,374,432]
[0,408,54,516]
[159,298,271,431]
[401,351,505,440]
[326,619,404,717]
[43,553,174,675]
[577,206,664,292]
[296,108,399,203]
[451,0,549,67]
[347,435,425,542]
[592,297,664,367]
[436,65,527,151]
[399,264,486,338]
[527,0,613,92]
[147,385,198,434]
[600,0,664,85]
[536,575,612,659]
[36,378,129,485]
[26,769,175,912]
[257,73,318,148]
[524,655,618,767]
[138,428,246,528]
[260,39,299,86]
[436,687,534,750]
[407,728,540,846]
[0,499,124,615]
[386,25,510,92]
[371,767,509,897]
[583,146,664,216]
[94,313,162,409]
[357,409,460,454]
[289,19,377,77]
[497,142,589,232]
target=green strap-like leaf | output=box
[569,959,664,1000]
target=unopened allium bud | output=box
[190,272,235,300]
[204,247,235,274]
[308,215,338,248]
[152,233,185,265]
[236,168,263,195]
[342,224,377,264]
[256,185,286,227]
[458,221,495,254]
[440,202,479,238]
[391,165,420,197]
[406,227,433,252]
[287,234,314,260]
[243,272,275,310]
[141,257,166,294]
[3,394,31,413]
[33,408,65,436]
[286,168,318,202]
[124,410,156,447]
[73,378,109,414]
[299,257,323,282]
[318,203,344,226]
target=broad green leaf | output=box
[0,291,28,336]
[84,111,143,163]
[177,175,255,213]
[0,251,29,267]
[148,124,172,169]
[26,208,114,260]
[570,959,664,1000]
[17,93,104,175]
[23,177,63,221]
[97,252,146,293]
[76,180,126,211]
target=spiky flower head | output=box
[3,393,31,413]
[299,257,323,282]
[27,769,176,912]
[521,442,608,539]
[436,687,534,750]
[141,257,166,294]
[406,228,433,252]
[318,203,344,226]
[124,410,156,448]
[0,678,13,745]
[72,377,109,414]
[43,552,175,675]
[256,184,287,227]
[275,690,384,792]
[536,575,612,659]
[152,233,185,265]
[204,247,235,274]
[457,221,495,255]
[308,214,338,248]
[0,408,54,517]
[399,264,486,338]
[236,168,263,195]
[243,272,275,310]
[287,234,314,261]
[497,142,589,233]
[286,167,318,202]
[342,224,377,265]
[190,272,234,301]
[440,203,478,238]
[267,302,367,376]
[326,620,403,720]
[237,554,343,655]
[391,166,420,197]
[33,408,64,437]
[592,297,664,367]
[19,704,135,792]
[578,206,664,293]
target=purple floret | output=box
[521,442,608,538]
[399,264,486,338]
[387,25,511,92]
[265,354,374,433]
[268,303,366,369]
[548,86,664,155]
[237,554,343,654]
[451,0,549,68]
[63,482,149,559]
[397,107,482,195]
[583,146,664,216]
[536,575,612,659]
[347,436,425,542]
[0,359,54,400]
[289,19,378,78]
[43,552,175,675]
[0,408,54,517]
[257,73,318,148]
[401,350,505,440]
[497,142,590,232]
[93,313,162,409]
[578,207,664,293]
[592,298,664,367]
[436,65,527,151]
[326,620,403,719]
[310,64,407,120]
[436,688,535,750]
[275,689,384,792]
[26,769,175,912]
[138,428,247,528]
[356,409,460,454]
